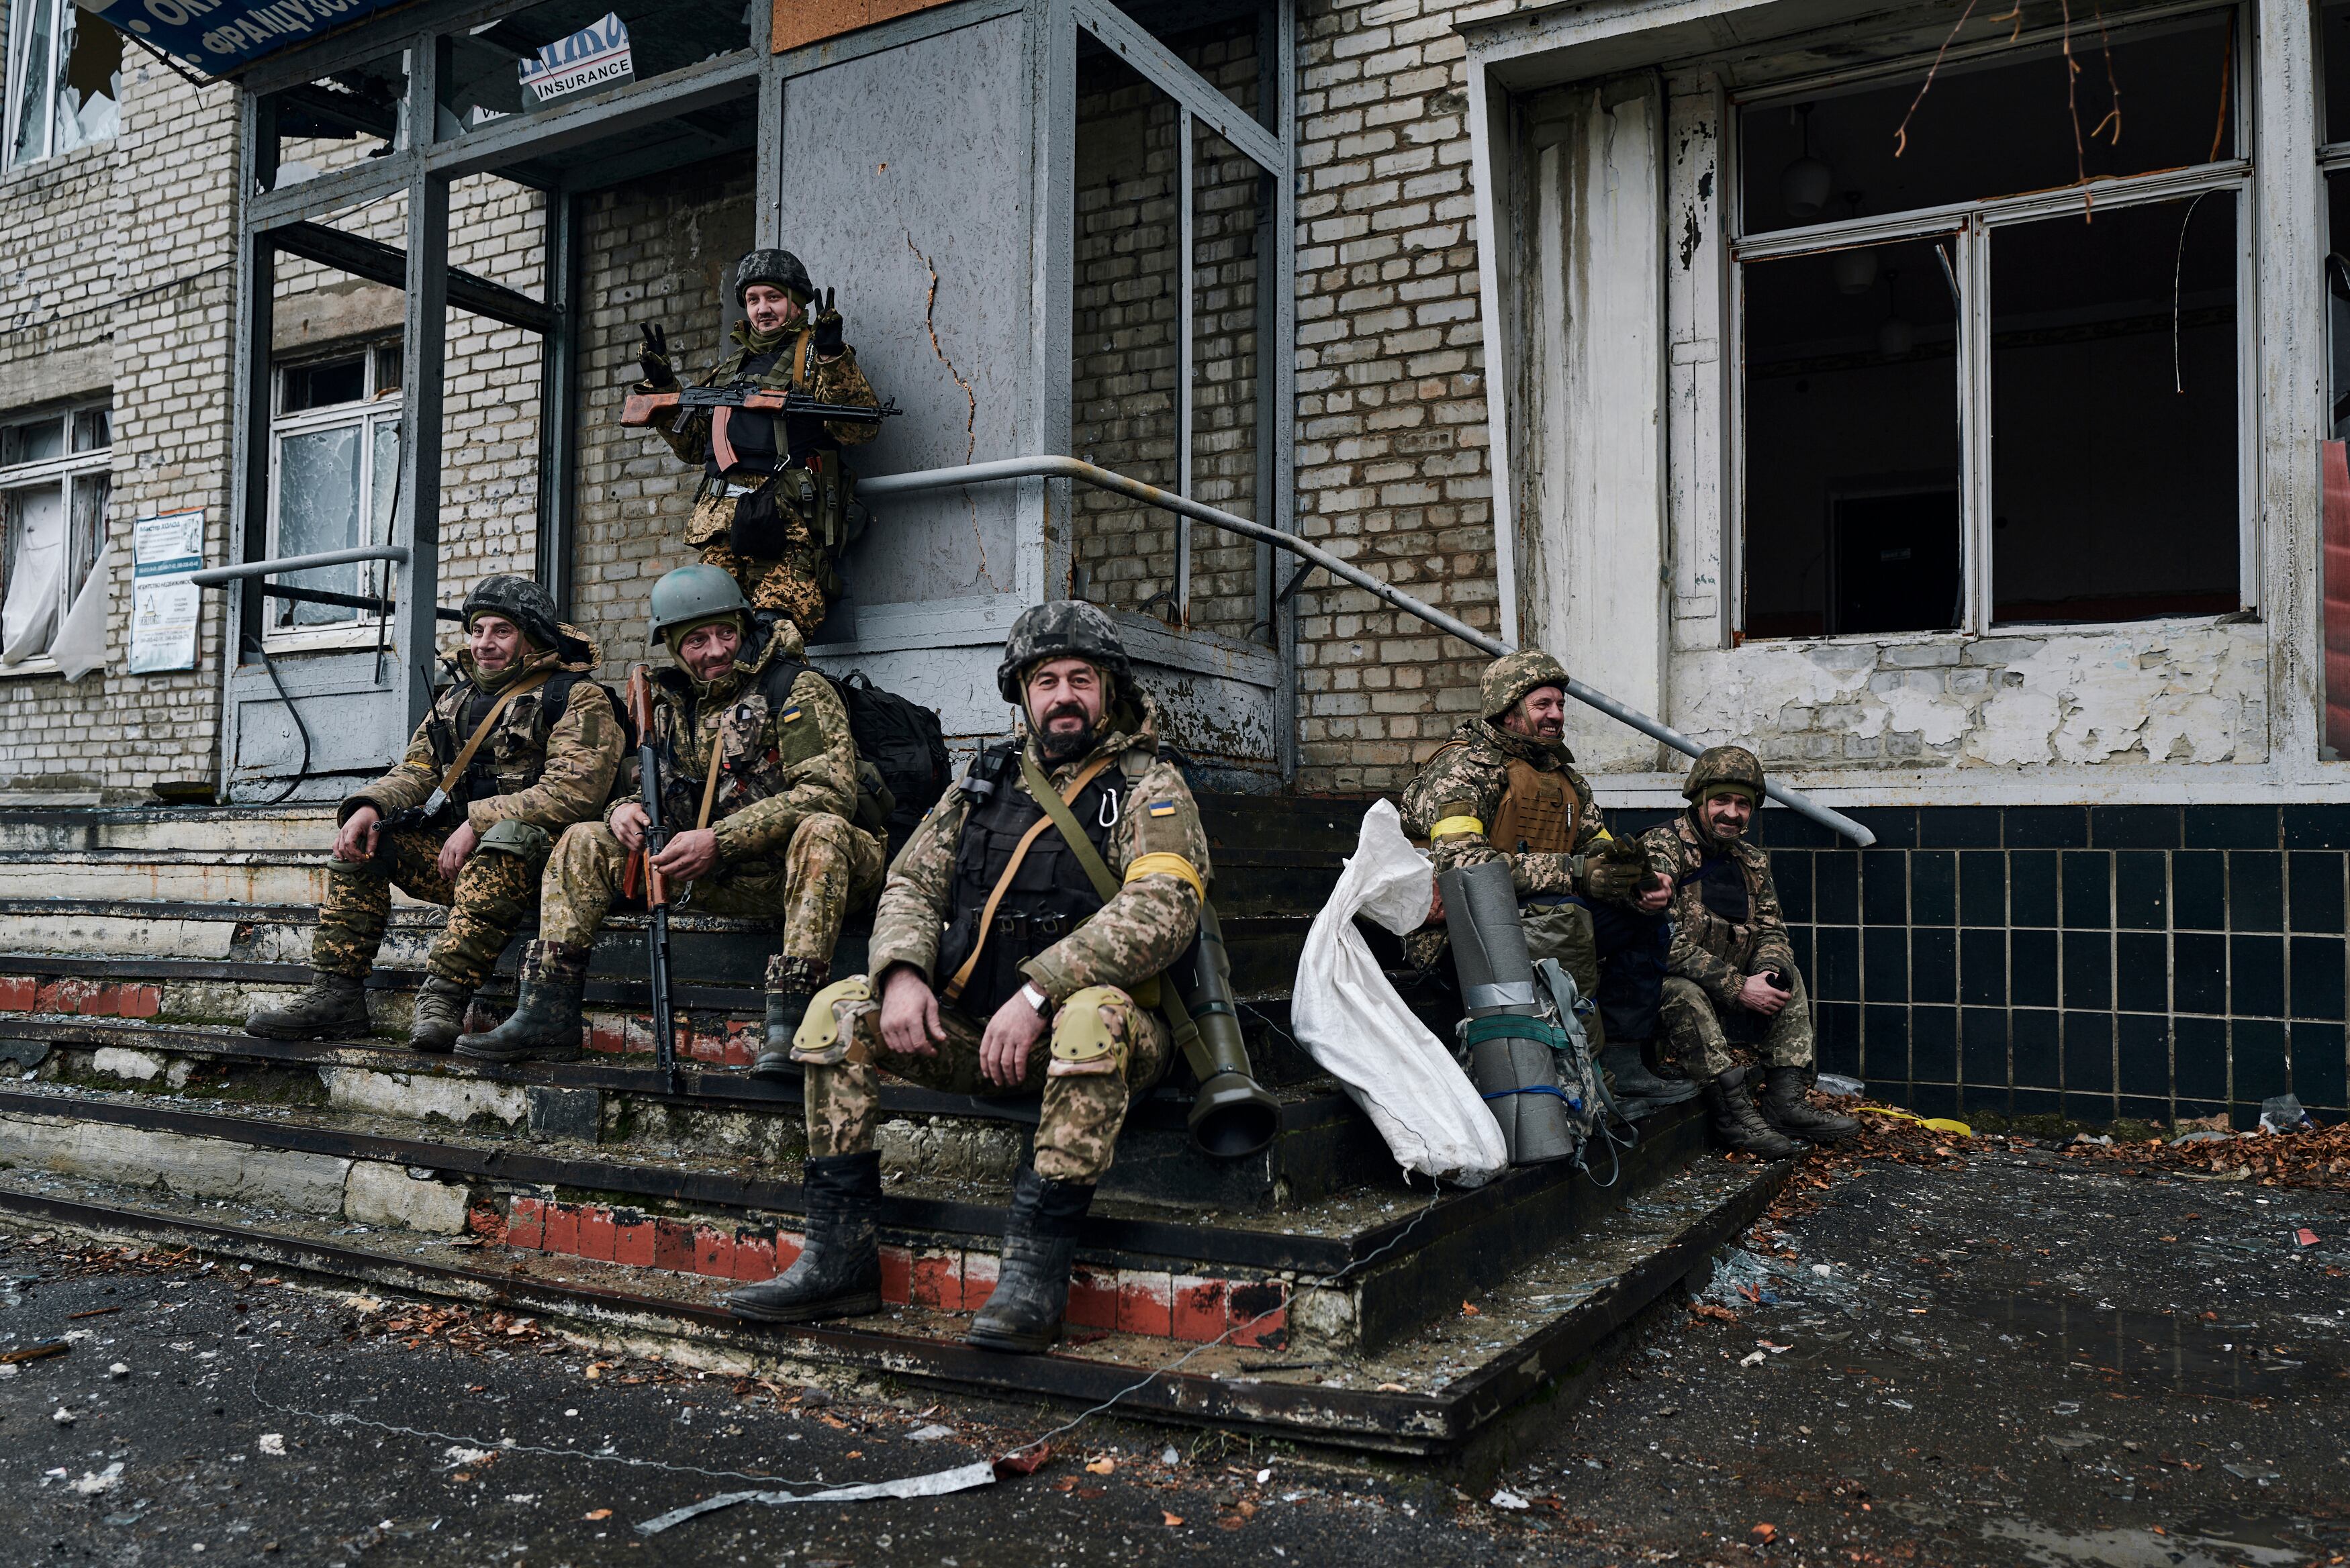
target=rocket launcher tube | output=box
[1166,902,1281,1159]
[1440,861,1577,1165]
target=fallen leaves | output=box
[584,1509,612,1521]
[1161,1512,1184,1528]
[1084,1457,1115,1475]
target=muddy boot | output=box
[407,976,471,1054]
[453,942,586,1063]
[751,955,824,1083]
[1701,1065,1799,1158]
[244,973,371,1040]
[967,1166,1093,1354]
[720,1151,882,1323]
[1599,1041,1700,1116]
[1760,1065,1859,1144]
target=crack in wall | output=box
[904,231,1003,593]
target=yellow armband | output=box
[1429,815,1485,840]
[1123,851,1205,901]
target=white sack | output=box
[50,539,113,681]
[1290,799,1507,1185]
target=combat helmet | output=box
[647,563,751,652]
[734,248,813,305]
[996,599,1132,703]
[1683,744,1766,805]
[1480,648,1571,721]
[462,575,561,652]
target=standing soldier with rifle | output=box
[457,566,886,1070]
[245,577,622,1051]
[627,249,886,641]
[719,602,1225,1355]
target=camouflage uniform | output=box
[641,321,879,638]
[799,695,1205,1184]
[1638,807,1812,1085]
[1399,650,1659,1040]
[538,618,885,981]
[317,630,622,988]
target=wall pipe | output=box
[859,455,1877,847]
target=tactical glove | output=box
[637,322,677,388]
[1577,836,1650,902]
[810,287,845,356]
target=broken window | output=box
[1736,6,2247,639]
[0,399,111,669]
[4,0,119,168]
[267,348,402,637]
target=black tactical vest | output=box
[935,744,1123,1020]
[1693,854,1751,924]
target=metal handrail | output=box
[189,545,410,587]
[859,454,1876,847]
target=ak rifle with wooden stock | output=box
[619,381,903,430]
[620,665,682,1095]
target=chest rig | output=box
[1490,755,1585,856]
[935,742,1131,1019]
[423,674,563,810]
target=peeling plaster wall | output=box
[1672,624,2269,773]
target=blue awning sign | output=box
[70,0,412,77]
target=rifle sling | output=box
[939,753,1115,1009]
[433,668,556,804]
[1015,752,1194,1039]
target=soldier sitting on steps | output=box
[245,577,623,1052]
[1638,745,1859,1157]
[718,601,1208,1355]
[455,565,888,1069]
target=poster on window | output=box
[130,509,203,675]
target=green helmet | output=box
[1480,648,1570,721]
[647,564,750,650]
[461,575,561,652]
[996,599,1131,703]
[734,248,812,305]
[1683,744,1766,805]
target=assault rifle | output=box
[620,665,682,1095]
[618,381,904,430]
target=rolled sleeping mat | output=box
[1439,861,1541,1018]
[1443,860,1574,1162]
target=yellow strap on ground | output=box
[1858,1106,1973,1136]
[1429,815,1483,839]
[1123,851,1205,901]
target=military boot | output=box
[751,955,825,1083]
[1598,1041,1701,1117]
[453,942,587,1063]
[244,974,371,1040]
[1701,1065,1799,1158]
[719,1150,882,1322]
[407,976,471,1054]
[1759,1065,1859,1144]
[967,1166,1093,1354]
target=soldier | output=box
[1638,746,1858,1155]
[244,577,622,1051]
[455,565,888,1070]
[718,601,1207,1355]
[632,248,880,641]
[1400,650,1673,1052]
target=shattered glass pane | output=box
[52,8,117,156]
[6,0,57,168]
[1,481,64,654]
[439,0,755,133]
[274,425,363,627]
[0,413,64,469]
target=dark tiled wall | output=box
[1611,803,2350,1126]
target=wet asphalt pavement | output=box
[0,1142,2345,1567]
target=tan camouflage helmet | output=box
[1480,648,1572,722]
[1683,744,1766,805]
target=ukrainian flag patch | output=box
[780,705,804,724]
[1147,799,1178,818]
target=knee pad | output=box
[476,819,553,860]
[790,975,875,1067]
[1048,985,1131,1079]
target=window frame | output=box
[1724,0,2256,644]
[3,0,115,170]
[262,343,402,652]
[0,398,111,679]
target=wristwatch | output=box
[1019,981,1051,1016]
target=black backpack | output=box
[759,659,949,857]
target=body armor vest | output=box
[935,746,1123,1020]
[1491,755,1583,856]
[1691,854,1752,924]
[426,676,565,808]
